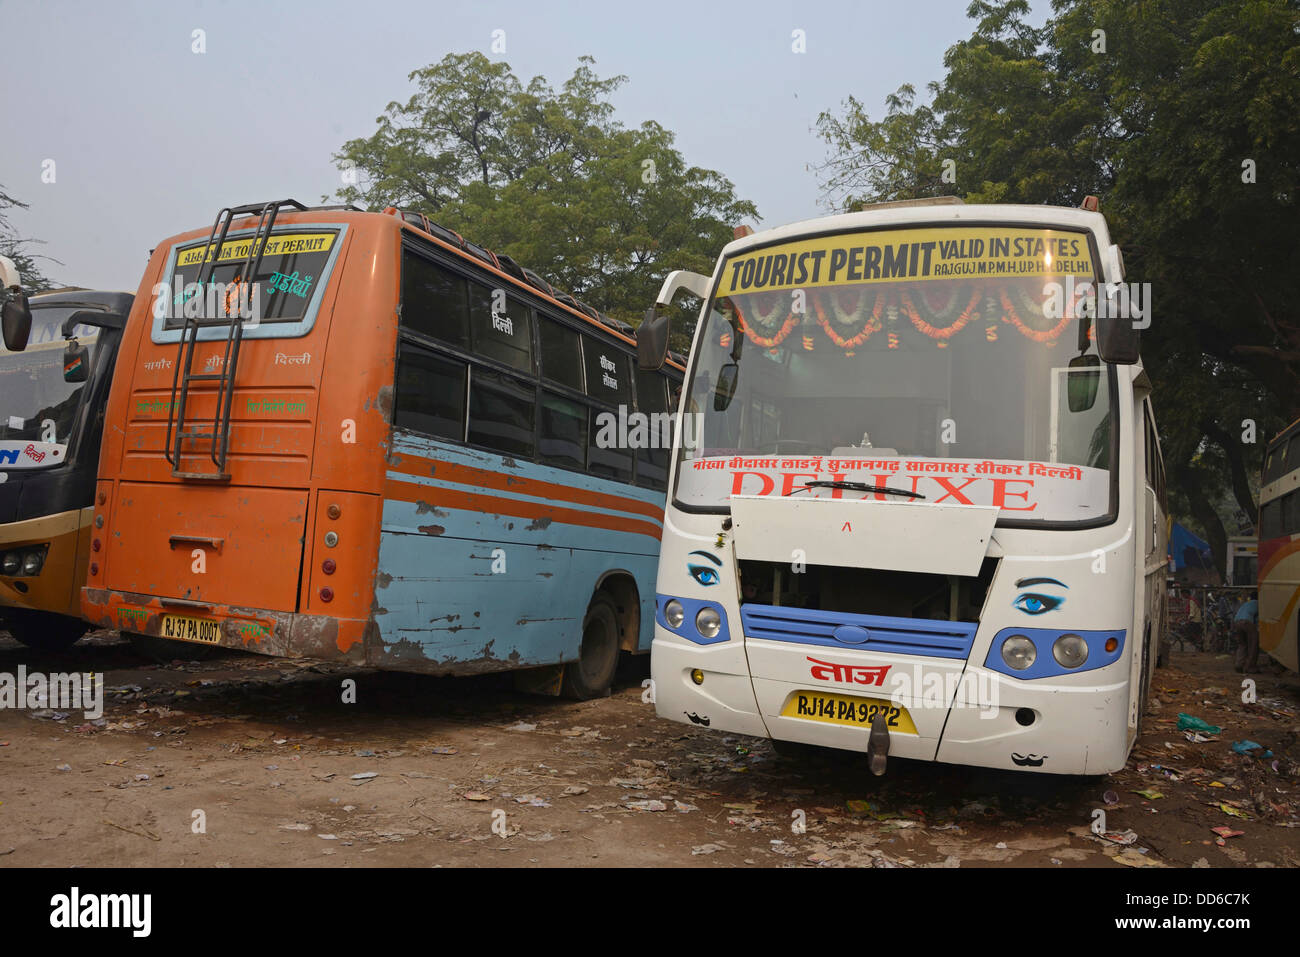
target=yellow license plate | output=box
[782,691,917,734]
[159,614,222,645]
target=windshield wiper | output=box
[786,480,926,500]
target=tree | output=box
[0,185,55,291]
[815,0,1299,577]
[331,53,756,349]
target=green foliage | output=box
[0,186,55,292]
[331,53,756,350]
[815,0,1299,575]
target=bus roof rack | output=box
[385,206,653,350]
[493,253,529,283]
[858,196,964,211]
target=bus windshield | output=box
[676,224,1116,524]
[0,306,98,451]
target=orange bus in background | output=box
[82,199,683,697]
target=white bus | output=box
[636,198,1167,776]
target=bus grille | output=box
[740,604,978,659]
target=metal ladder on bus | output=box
[163,199,306,481]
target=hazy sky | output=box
[3,0,1047,291]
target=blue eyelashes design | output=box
[687,550,722,587]
[1013,577,1067,615]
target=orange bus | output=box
[82,199,683,697]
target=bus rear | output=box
[643,199,1165,775]
[82,201,392,661]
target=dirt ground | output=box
[2,630,1298,868]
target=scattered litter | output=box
[1177,713,1223,735]
[429,746,458,755]
[515,795,551,807]
[1102,790,1119,806]
[504,721,536,732]
[55,764,71,772]
[1211,826,1244,840]
[625,799,668,812]
[674,801,698,813]
[279,823,311,831]
[350,772,378,781]
[692,843,725,855]
[318,834,338,840]
[1094,828,1139,846]
[1132,789,1164,800]
[1231,740,1274,759]
[560,785,589,797]
[1217,804,1252,820]
[463,792,491,802]
[355,749,376,757]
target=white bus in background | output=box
[637,197,1167,776]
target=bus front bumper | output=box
[652,624,1132,775]
[81,587,369,662]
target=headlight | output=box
[695,606,721,639]
[1,552,19,576]
[1001,635,1037,671]
[21,549,45,576]
[664,599,685,628]
[1053,633,1089,668]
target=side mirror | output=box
[63,340,89,382]
[1,291,32,353]
[637,308,670,371]
[1096,311,1139,365]
[713,362,739,412]
[1066,354,1100,412]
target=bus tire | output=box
[562,593,621,700]
[126,632,222,662]
[3,609,89,652]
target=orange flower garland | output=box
[900,288,982,340]
[813,288,884,349]
[999,289,1073,343]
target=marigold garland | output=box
[999,289,1073,343]
[813,288,883,349]
[900,288,982,340]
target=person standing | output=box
[1233,592,1260,673]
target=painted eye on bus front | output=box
[688,565,720,586]
[1013,593,1064,615]
[687,550,722,587]
[1013,577,1067,615]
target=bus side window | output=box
[538,316,584,392]
[468,282,533,374]
[588,414,633,482]
[539,391,587,472]
[1260,499,1282,540]
[582,336,631,407]
[1284,490,1300,537]
[401,253,471,350]
[468,367,536,458]
[393,342,466,441]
